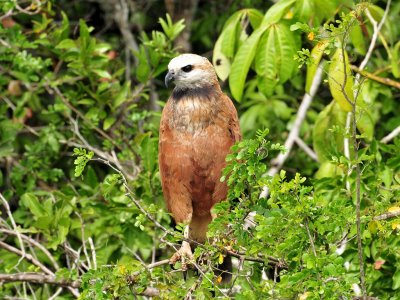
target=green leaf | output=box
[21,193,47,219]
[92,69,111,79]
[262,0,296,25]
[306,40,328,93]
[313,101,347,162]
[103,117,116,130]
[328,49,354,112]
[349,21,366,55]
[247,9,263,29]
[55,39,76,49]
[159,14,185,41]
[393,269,400,290]
[391,41,400,78]
[356,105,374,141]
[229,27,266,101]
[113,81,131,109]
[293,0,314,22]
[213,34,231,81]
[315,161,344,179]
[255,22,299,96]
[220,11,243,58]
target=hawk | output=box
[159,54,241,282]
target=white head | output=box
[165,54,218,90]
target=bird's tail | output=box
[216,254,232,284]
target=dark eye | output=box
[181,65,193,72]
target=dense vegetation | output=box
[0,0,399,299]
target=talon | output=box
[169,241,194,272]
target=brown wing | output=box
[158,100,194,224]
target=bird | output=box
[159,53,241,283]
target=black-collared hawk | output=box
[159,54,241,283]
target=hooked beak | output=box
[165,71,175,88]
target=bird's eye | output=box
[181,65,193,73]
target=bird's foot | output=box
[169,241,193,271]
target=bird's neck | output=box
[169,84,223,134]
[171,83,221,102]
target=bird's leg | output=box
[170,225,194,271]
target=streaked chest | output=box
[169,97,219,134]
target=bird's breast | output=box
[169,97,219,134]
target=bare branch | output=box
[305,218,317,257]
[294,136,318,162]
[0,273,80,288]
[0,228,59,271]
[93,158,171,234]
[46,83,124,152]
[260,63,324,198]
[184,274,204,300]
[88,237,97,270]
[0,241,53,276]
[351,65,400,89]
[374,210,400,221]
[380,126,400,144]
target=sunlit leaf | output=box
[328,49,354,112]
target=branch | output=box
[0,241,80,297]
[0,193,26,267]
[46,83,124,152]
[92,158,171,234]
[294,136,318,162]
[69,119,137,181]
[0,228,59,271]
[351,3,392,296]
[374,210,400,221]
[350,65,400,89]
[225,249,285,269]
[0,273,79,288]
[380,125,400,144]
[260,63,324,198]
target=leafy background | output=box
[0,0,399,299]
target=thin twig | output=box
[0,228,59,271]
[88,237,97,270]
[75,212,92,269]
[184,274,204,300]
[46,83,123,152]
[305,218,317,257]
[294,136,319,162]
[344,112,352,191]
[93,158,170,234]
[228,256,244,295]
[0,241,54,277]
[0,193,26,268]
[48,287,63,300]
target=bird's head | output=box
[165,54,218,90]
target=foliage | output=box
[1,0,400,299]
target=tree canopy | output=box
[0,0,399,299]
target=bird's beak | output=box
[165,71,175,88]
